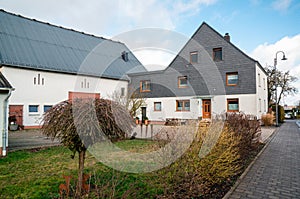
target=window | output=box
[178,76,188,88]
[226,72,238,86]
[213,48,222,61]
[227,99,239,112]
[264,99,267,112]
[44,105,52,112]
[29,105,39,113]
[258,73,261,87]
[259,98,262,112]
[176,100,190,111]
[154,102,162,111]
[140,80,151,92]
[190,51,198,63]
[121,87,125,97]
[263,78,266,90]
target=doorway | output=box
[141,107,147,124]
[202,99,211,119]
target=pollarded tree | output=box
[41,98,134,196]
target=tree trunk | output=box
[76,150,86,197]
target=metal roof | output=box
[0,9,145,80]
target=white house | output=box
[0,9,144,130]
[128,22,268,123]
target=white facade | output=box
[1,67,128,127]
[138,92,267,122]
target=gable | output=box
[129,22,264,97]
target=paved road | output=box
[8,130,60,151]
[228,120,300,199]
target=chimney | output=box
[224,33,230,42]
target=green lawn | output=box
[0,140,161,199]
[0,120,262,198]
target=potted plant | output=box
[144,117,149,125]
[9,115,18,131]
[135,117,139,125]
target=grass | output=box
[0,118,263,198]
[0,140,161,199]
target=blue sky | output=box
[1,0,300,105]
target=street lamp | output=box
[274,51,287,127]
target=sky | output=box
[1,0,300,105]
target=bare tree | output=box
[110,86,145,117]
[41,98,134,197]
[265,66,298,106]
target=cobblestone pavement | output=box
[228,120,300,199]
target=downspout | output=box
[2,88,13,156]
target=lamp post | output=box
[274,51,287,127]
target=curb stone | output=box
[222,125,281,199]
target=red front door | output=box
[202,99,211,119]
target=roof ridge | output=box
[0,9,123,45]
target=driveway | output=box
[8,129,60,151]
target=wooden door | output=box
[202,99,211,119]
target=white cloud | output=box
[272,0,292,12]
[0,0,217,37]
[250,34,300,105]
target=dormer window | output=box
[190,51,198,63]
[213,48,222,61]
[122,51,129,62]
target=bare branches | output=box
[265,66,298,105]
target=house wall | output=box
[141,93,262,122]
[1,67,128,127]
[139,96,200,122]
[255,63,269,117]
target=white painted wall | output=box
[1,67,128,127]
[256,63,268,117]
[139,96,200,121]
[141,93,264,121]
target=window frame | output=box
[190,51,198,64]
[43,105,52,112]
[227,98,239,112]
[29,105,39,114]
[176,100,190,112]
[213,47,222,61]
[178,76,188,88]
[226,72,238,86]
[140,80,151,92]
[121,87,125,97]
[154,102,162,111]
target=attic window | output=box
[122,51,129,62]
[190,51,198,63]
[213,48,222,61]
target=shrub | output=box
[155,112,262,198]
[261,113,274,126]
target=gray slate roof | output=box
[0,9,145,80]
